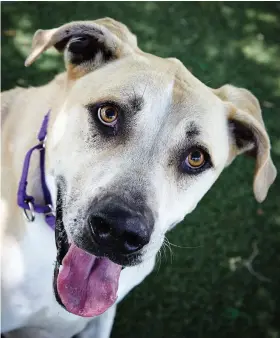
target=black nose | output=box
[88,207,152,255]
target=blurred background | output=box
[2,2,280,337]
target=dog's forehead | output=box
[70,53,220,112]
[66,54,229,166]
[70,55,175,100]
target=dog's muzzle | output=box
[53,190,154,317]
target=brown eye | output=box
[98,105,118,126]
[186,149,205,168]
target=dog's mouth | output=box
[53,187,122,318]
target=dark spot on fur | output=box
[186,122,200,138]
[129,95,144,113]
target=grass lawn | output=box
[2,2,280,337]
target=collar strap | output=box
[17,111,55,230]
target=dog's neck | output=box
[1,73,68,240]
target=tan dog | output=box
[1,18,277,338]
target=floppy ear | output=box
[25,17,139,79]
[213,84,277,203]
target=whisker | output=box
[162,240,168,261]
[164,237,174,264]
[140,82,148,101]
[154,246,162,273]
[167,240,202,249]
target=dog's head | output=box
[26,18,276,317]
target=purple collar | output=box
[17,111,56,230]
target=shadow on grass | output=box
[1,2,280,338]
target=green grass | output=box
[2,2,280,337]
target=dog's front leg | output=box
[74,305,117,338]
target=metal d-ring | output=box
[23,201,35,222]
[39,136,47,150]
[44,204,55,216]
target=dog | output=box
[1,17,277,338]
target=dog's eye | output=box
[186,150,205,168]
[98,106,118,126]
[182,147,210,173]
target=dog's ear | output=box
[213,84,277,203]
[25,18,139,79]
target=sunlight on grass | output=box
[267,328,279,338]
[35,55,61,71]
[143,1,158,13]
[272,139,280,156]
[14,30,34,56]
[246,8,278,23]
[133,21,156,37]
[258,12,278,24]
[17,14,32,30]
[242,39,280,66]
[206,45,219,58]
[274,215,280,226]
[243,22,257,34]
[221,5,234,17]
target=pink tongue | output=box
[57,243,122,317]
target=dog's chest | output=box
[1,215,91,334]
